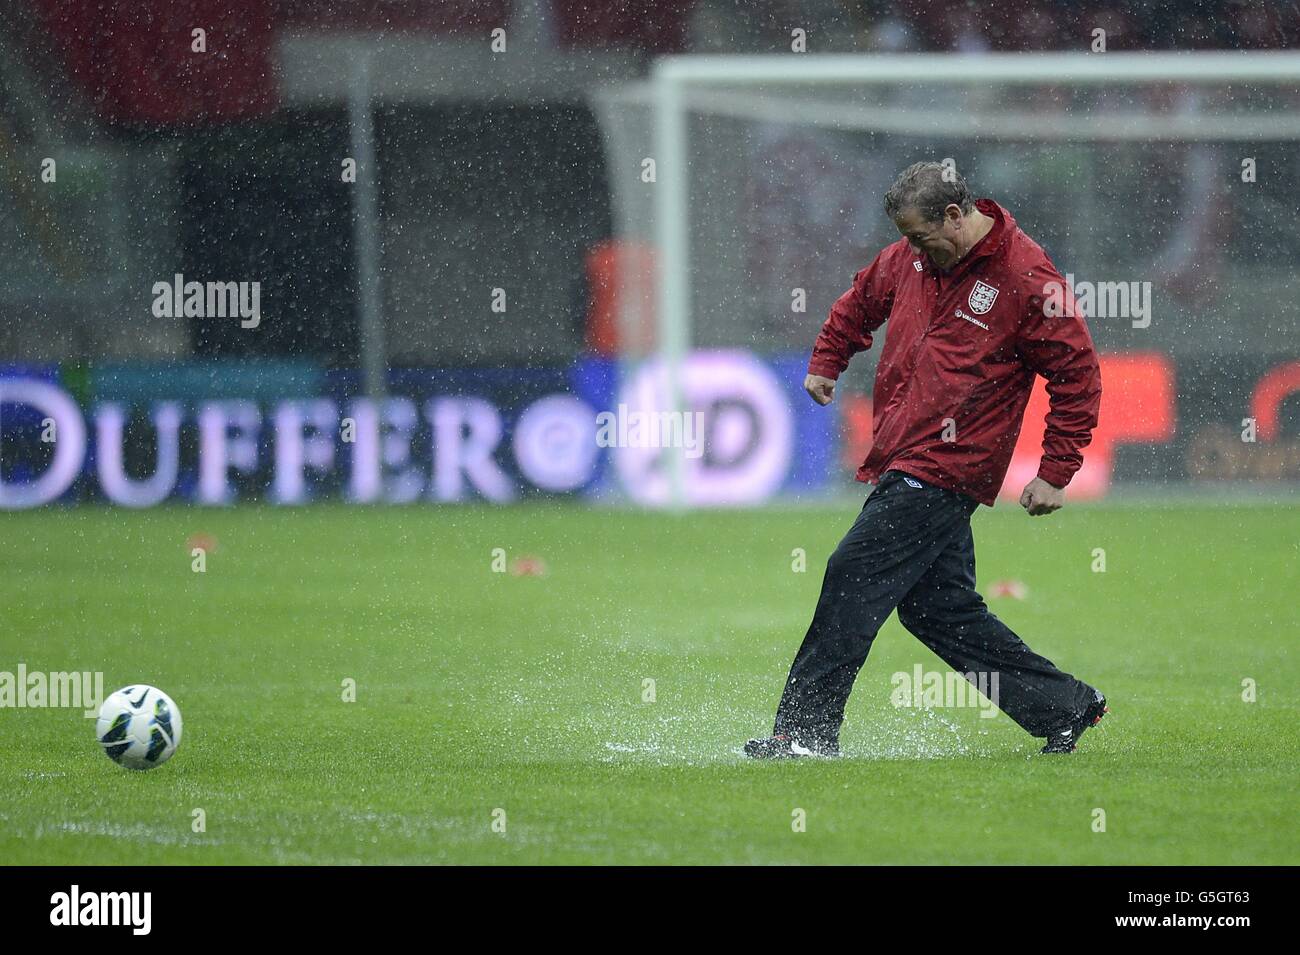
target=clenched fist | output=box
[1019,477,1066,516]
[804,373,836,406]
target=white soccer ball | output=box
[95,685,183,771]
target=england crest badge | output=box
[967,280,999,315]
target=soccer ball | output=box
[95,685,183,771]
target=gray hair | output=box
[883,161,975,224]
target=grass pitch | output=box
[1,500,1296,864]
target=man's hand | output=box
[804,373,836,406]
[1019,477,1065,516]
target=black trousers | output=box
[773,470,1096,750]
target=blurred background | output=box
[1,0,1298,508]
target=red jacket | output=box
[809,198,1101,506]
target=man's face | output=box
[893,205,962,270]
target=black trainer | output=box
[1040,690,1109,754]
[743,734,839,759]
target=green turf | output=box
[0,501,1296,865]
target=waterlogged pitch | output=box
[0,502,1296,864]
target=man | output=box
[745,161,1107,759]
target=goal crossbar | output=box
[654,52,1300,85]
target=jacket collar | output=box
[968,198,1013,262]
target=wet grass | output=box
[1,501,1296,864]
